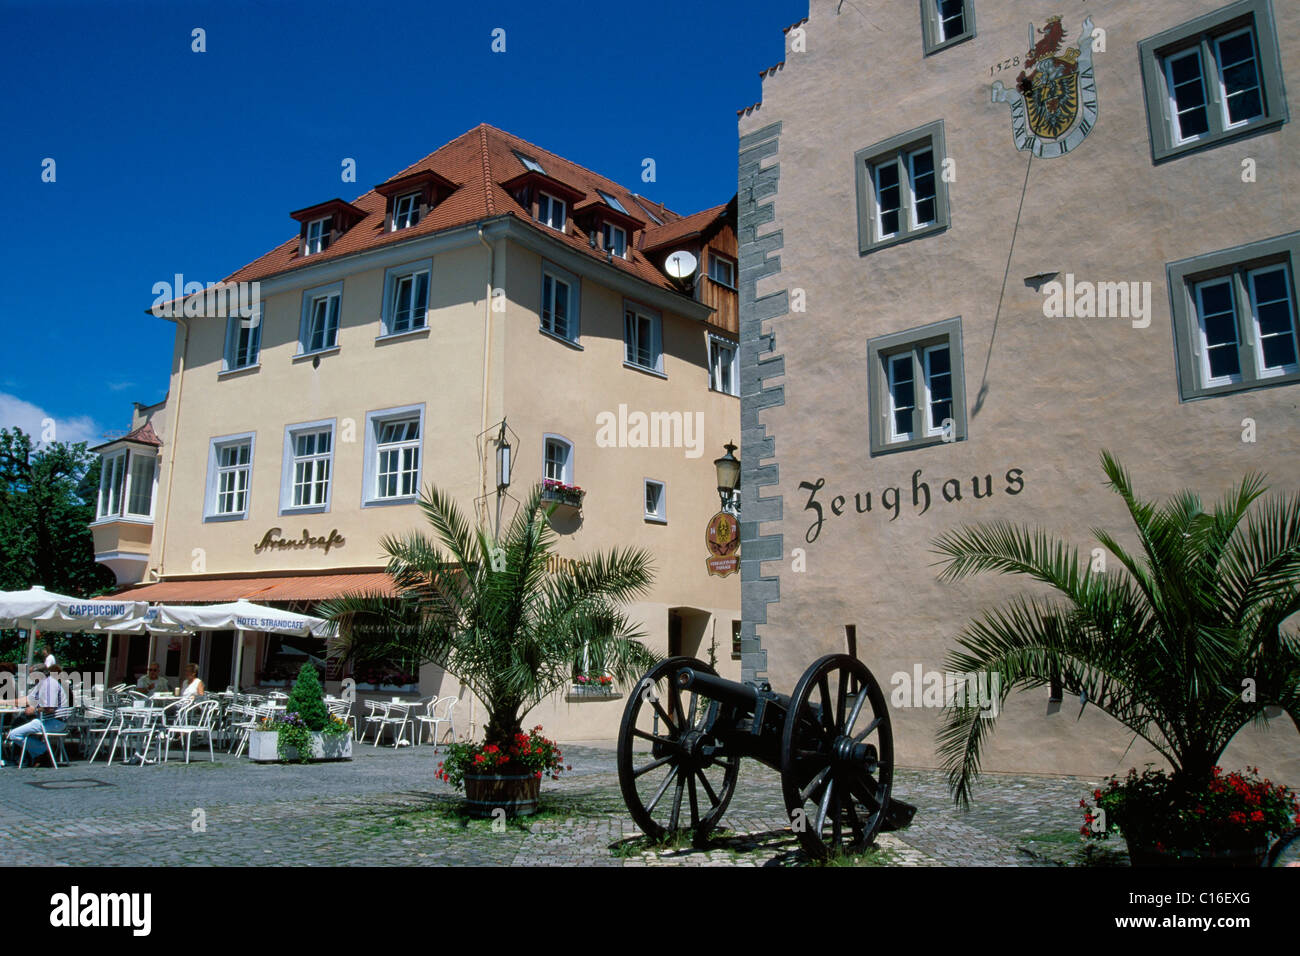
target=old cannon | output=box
[617,653,915,860]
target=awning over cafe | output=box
[108,571,399,603]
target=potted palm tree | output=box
[321,482,657,816]
[932,452,1300,864]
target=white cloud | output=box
[106,381,135,392]
[0,392,104,447]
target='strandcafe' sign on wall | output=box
[253,528,346,555]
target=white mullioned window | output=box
[874,147,937,239]
[537,192,566,232]
[1164,47,1211,144]
[923,343,954,435]
[886,353,916,442]
[544,437,573,484]
[375,419,420,500]
[1215,28,1264,129]
[392,193,420,231]
[305,216,331,255]
[935,0,965,42]
[224,307,263,371]
[214,441,252,517]
[1193,277,1243,385]
[290,429,332,509]
[1248,263,1298,376]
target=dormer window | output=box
[305,217,331,255]
[515,151,546,174]
[392,193,420,231]
[601,222,628,258]
[290,199,366,259]
[538,192,566,232]
[597,190,628,214]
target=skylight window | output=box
[632,198,663,225]
[598,190,628,214]
[515,151,545,174]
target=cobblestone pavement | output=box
[0,741,1126,866]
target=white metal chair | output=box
[324,696,356,739]
[107,701,168,766]
[16,707,73,768]
[86,705,123,763]
[361,699,388,744]
[164,699,219,763]
[373,701,415,748]
[417,696,458,751]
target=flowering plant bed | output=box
[1081,766,1300,865]
[435,726,568,790]
[251,663,352,763]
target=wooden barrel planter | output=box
[464,770,541,818]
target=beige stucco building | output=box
[91,124,741,741]
[738,0,1299,781]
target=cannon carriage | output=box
[616,653,913,860]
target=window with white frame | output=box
[709,253,736,289]
[1139,0,1286,162]
[867,317,967,455]
[921,0,974,53]
[282,423,334,512]
[223,307,263,371]
[391,192,420,231]
[98,450,158,520]
[305,216,331,255]
[362,407,424,506]
[126,454,156,517]
[601,222,627,258]
[206,436,254,519]
[97,452,126,519]
[623,305,662,373]
[709,336,738,396]
[543,437,573,484]
[1169,232,1300,399]
[855,122,950,254]
[300,285,342,354]
[537,192,566,232]
[541,264,579,342]
[382,262,431,336]
[644,479,666,523]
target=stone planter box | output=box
[248,730,353,763]
[565,685,620,702]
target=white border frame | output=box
[361,404,425,508]
[204,431,256,522]
[279,418,337,516]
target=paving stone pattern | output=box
[0,743,1123,866]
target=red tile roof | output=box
[641,204,729,251]
[224,124,727,297]
[90,420,162,453]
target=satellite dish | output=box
[664,250,698,280]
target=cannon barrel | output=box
[676,668,760,713]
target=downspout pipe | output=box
[156,315,189,579]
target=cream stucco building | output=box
[92,124,741,741]
[738,0,1299,781]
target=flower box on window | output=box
[567,675,618,700]
[541,479,585,510]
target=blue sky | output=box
[0,0,804,447]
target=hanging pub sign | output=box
[253,527,346,556]
[705,511,739,577]
[991,15,1099,158]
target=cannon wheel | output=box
[780,654,893,861]
[617,656,740,846]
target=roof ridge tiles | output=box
[479,124,496,216]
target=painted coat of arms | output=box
[992,16,1098,158]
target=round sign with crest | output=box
[705,511,739,577]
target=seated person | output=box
[180,663,205,697]
[135,663,167,695]
[5,665,69,765]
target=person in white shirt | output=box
[5,666,69,764]
[42,645,56,670]
[180,663,205,698]
[135,663,167,695]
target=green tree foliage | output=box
[0,427,116,666]
[932,452,1300,808]
[286,661,330,731]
